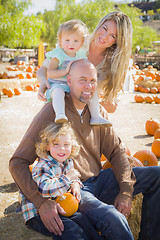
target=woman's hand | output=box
[100,100,118,113]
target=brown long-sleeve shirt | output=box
[9,94,136,209]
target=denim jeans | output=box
[26,212,103,240]
[79,167,160,240]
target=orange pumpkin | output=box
[29,159,38,172]
[145,118,160,136]
[102,160,113,169]
[2,88,8,95]
[141,87,150,93]
[26,66,34,73]
[151,87,158,94]
[154,96,160,104]
[14,87,22,95]
[26,73,33,79]
[155,72,160,81]
[18,73,25,79]
[154,129,160,140]
[146,71,155,80]
[133,150,158,166]
[55,192,79,217]
[134,94,144,103]
[25,84,34,91]
[6,88,14,97]
[144,95,154,103]
[134,85,139,91]
[151,139,160,158]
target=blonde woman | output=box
[37,11,132,112]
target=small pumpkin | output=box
[146,71,155,80]
[151,139,160,158]
[145,118,160,136]
[133,150,158,166]
[26,66,34,73]
[134,94,144,103]
[29,159,38,172]
[55,192,79,217]
[25,84,34,91]
[18,73,25,79]
[2,88,8,95]
[14,87,22,95]
[134,85,139,91]
[26,73,33,79]
[6,87,14,97]
[155,72,160,81]
[154,129,160,140]
[150,87,158,94]
[154,96,160,104]
[144,95,154,103]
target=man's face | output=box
[67,61,97,109]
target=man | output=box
[10,59,160,240]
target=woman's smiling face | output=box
[94,20,117,50]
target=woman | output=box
[37,11,132,113]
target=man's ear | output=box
[67,74,71,87]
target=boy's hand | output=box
[71,182,81,202]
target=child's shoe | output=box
[55,114,68,124]
[90,117,112,127]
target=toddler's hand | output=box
[71,182,81,202]
[66,61,74,74]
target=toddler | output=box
[46,19,112,127]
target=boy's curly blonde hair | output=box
[36,122,80,159]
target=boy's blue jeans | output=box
[80,166,160,240]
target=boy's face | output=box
[60,31,83,57]
[67,60,97,109]
[48,134,72,163]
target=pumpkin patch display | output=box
[55,192,79,217]
[151,139,160,158]
[133,150,158,166]
[145,118,160,136]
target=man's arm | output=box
[9,103,65,234]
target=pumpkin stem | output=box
[143,160,149,166]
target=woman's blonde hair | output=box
[36,122,80,159]
[91,11,133,100]
[58,19,89,48]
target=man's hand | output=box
[39,198,66,235]
[114,193,132,218]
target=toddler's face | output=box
[60,31,83,57]
[48,134,72,163]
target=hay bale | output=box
[128,193,143,240]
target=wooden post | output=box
[38,42,44,66]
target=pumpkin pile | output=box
[134,65,160,93]
[145,118,160,158]
[1,61,40,97]
[134,94,160,104]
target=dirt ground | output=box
[0,63,160,239]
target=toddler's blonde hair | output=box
[36,122,80,159]
[58,19,89,47]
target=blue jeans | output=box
[26,212,103,240]
[79,167,160,240]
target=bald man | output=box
[10,60,160,240]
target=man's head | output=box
[67,59,97,109]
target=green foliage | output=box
[0,0,44,48]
